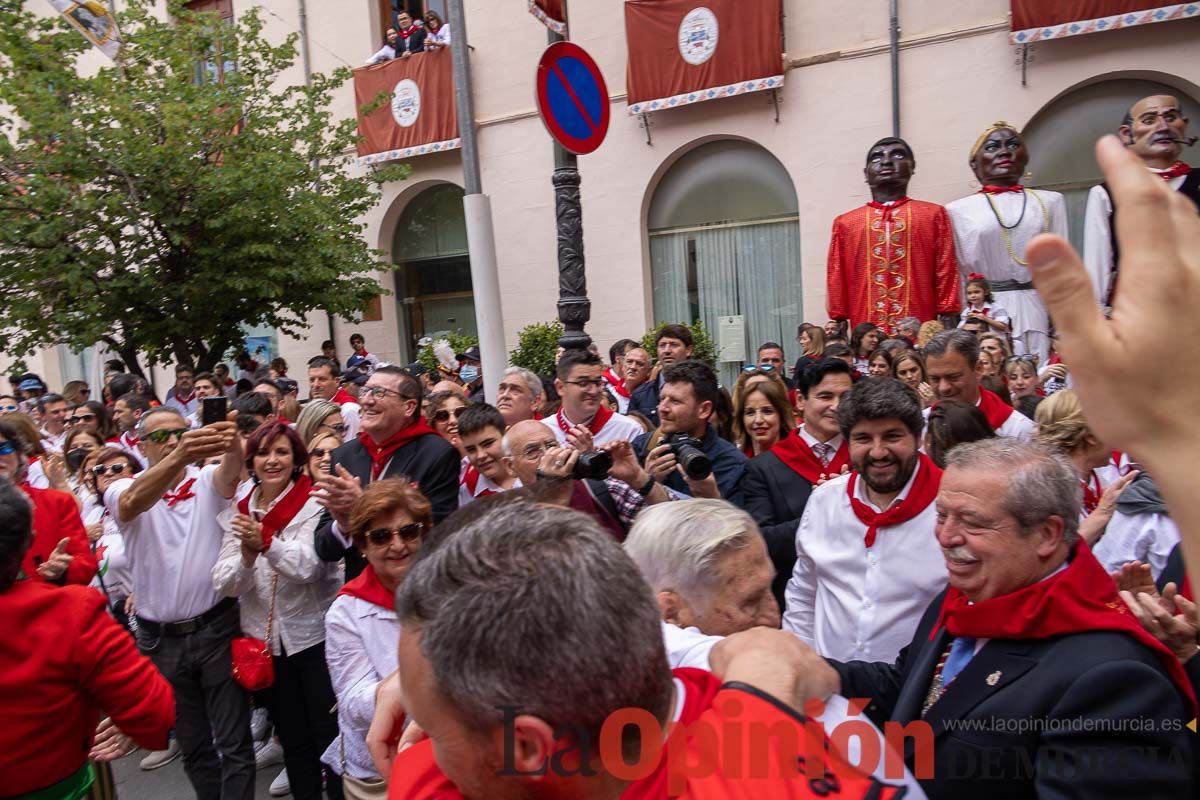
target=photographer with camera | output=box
[633,360,749,506]
[502,419,670,540]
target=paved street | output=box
[111,750,281,800]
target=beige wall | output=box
[8,1,1200,394]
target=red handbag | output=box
[231,573,277,692]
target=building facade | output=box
[7,0,1199,395]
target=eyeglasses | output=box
[67,414,97,425]
[0,441,16,456]
[742,364,777,374]
[80,388,90,395]
[310,447,332,459]
[361,386,411,401]
[0,404,17,413]
[433,407,466,423]
[1006,355,1038,366]
[562,379,606,390]
[519,442,554,461]
[142,428,188,444]
[91,463,131,476]
[364,523,425,547]
[321,423,348,436]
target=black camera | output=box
[572,450,613,481]
[667,433,712,481]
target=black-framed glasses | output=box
[0,441,15,456]
[562,378,606,390]
[433,407,466,423]
[142,428,188,444]
[365,523,425,546]
[361,385,411,401]
[91,463,131,476]
[67,413,97,426]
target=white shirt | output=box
[339,401,361,441]
[783,463,947,663]
[321,594,399,780]
[164,390,198,416]
[543,408,643,447]
[41,430,66,454]
[25,459,49,489]
[107,432,148,468]
[105,464,232,623]
[661,621,722,670]
[922,395,1034,442]
[1092,511,1180,579]
[946,190,1068,339]
[457,469,520,507]
[85,502,133,602]
[797,425,843,458]
[425,24,451,46]
[364,43,396,65]
[212,488,342,656]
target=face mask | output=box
[459,365,480,384]
[66,448,89,472]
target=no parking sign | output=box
[535,41,610,155]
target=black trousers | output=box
[137,604,255,800]
[262,640,344,800]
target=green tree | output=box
[509,320,563,377]
[0,0,407,374]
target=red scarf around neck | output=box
[980,184,1024,194]
[332,388,357,406]
[602,368,630,399]
[974,388,1014,431]
[1081,471,1102,516]
[338,565,395,610]
[867,196,910,222]
[237,475,312,550]
[1152,162,1191,181]
[847,453,942,548]
[932,541,1198,716]
[770,429,849,485]
[398,24,418,39]
[360,420,438,480]
[556,404,613,437]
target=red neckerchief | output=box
[602,368,629,399]
[359,420,438,481]
[163,477,197,507]
[847,453,942,548]
[867,196,910,222]
[770,428,849,485]
[932,541,1198,716]
[460,465,497,498]
[966,303,991,317]
[172,389,195,404]
[332,388,357,405]
[1081,471,1102,516]
[398,25,418,39]
[1151,162,1191,181]
[556,404,613,437]
[974,388,1014,431]
[338,565,394,610]
[237,475,312,550]
[980,184,1024,194]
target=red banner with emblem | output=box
[353,48,460,165]
[1010,1,1198,43]
[528,0,566,35]
[624,0,784,116]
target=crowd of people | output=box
[0,111,1199,799]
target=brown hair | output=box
[732,378,795,453]
[348,478,433,551]
[1,413,45,457]
[925,399,995,469]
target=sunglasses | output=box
[91,463,131,476]
[0,404,17,413]
[67,413,97,425]
[364,523,424,547]
[742,364,777,374]
[310,447,332,459]
[0,441,16,456]
[142,428,188,444]
[433,407,466,423]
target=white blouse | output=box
[211,486,342,657]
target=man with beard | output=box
[1085,95,1198,308]
[826,138,961,336]
[783,378,946,663]
[946,123,1068,363]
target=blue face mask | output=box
[459,365,480,384]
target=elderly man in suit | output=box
[313,366,458,580]
[820,438,1195,799]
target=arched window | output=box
[1024,77,1199,252]
[648,140,801,387]
[393,184,474,359]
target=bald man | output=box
[1084,95,1198,307]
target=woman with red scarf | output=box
[212,421,342,800]
[320,479,430,799]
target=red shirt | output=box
[0,580,174,793]
[21,485,97,586]
[388,668,903,798]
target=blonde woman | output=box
[915,320,944,349]
[793,325,826,376]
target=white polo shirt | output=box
[543,408,643,447]
[105,463,233,624]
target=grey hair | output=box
[502,366,544,401]
[624,500,758,604]
[395,501,672,757]
[945,438,1081,547]
[136,407,187,438]
[895,317,922,335]
[924,329,980,367]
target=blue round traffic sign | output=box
[535,41,610,155]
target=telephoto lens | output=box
[667,433,712,480]
[572,450,614,481]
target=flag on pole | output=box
[46,0,122,60]
[528,0,567,35]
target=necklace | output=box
[984,189,1047,266]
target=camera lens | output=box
[572,450,613,481]
[668,434,712,481]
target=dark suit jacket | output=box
[314,433,459,580]
[740,451,813,606]
[628,378,661,427]
[395,26,426,55]
[830,588,1195,800]
[633,424,747,508]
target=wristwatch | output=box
[636,474,657,498]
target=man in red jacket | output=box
[0,418,95,584]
